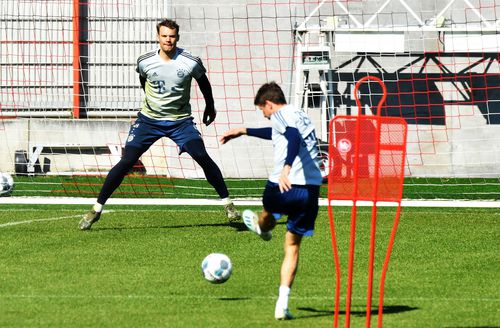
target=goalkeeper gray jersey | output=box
[136,48,206,120]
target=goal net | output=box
[1,0,499,201]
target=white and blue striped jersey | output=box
[269,104,323,186]
[136,48,206,120]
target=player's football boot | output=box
[274,306,294,320]
[224,202,241,224]
[242,209,272,241]
[79,209,101,231]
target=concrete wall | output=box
[0,117,276,178]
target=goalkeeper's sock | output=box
[221,197,233,206]
[93,203,103,213]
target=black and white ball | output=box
[0,173,14,196]
[201,253,232,284]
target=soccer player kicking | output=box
[79,19,240,230]
[220,82,322,320]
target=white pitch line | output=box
[0,211,111,228]
[0,214,81,228]
[1,197,500,208]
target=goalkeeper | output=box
[220,82,322,320]
[79,18,240,230]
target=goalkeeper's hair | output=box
[254,82,287,106]
[156,18,180,35]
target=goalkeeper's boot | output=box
[242,209,272,241]
[79,210,101,231]
[274,306,294,320]
[224,202,241,224]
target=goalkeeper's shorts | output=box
[125,112,202,154]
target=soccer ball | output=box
[201,253,232,284]
[0,173,14,196]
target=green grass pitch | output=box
[0,205,498,327]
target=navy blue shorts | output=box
[125,113,202,153]
[262,181,320,237]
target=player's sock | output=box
[276,285,291,309]
[275,285,293,320]
[221,197,232,206]
[93,203,103,213]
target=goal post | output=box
[0,0,499,201]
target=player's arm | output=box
[220,127,246,144]
[220,127,272,144]
[139,75,146,91]
[195,74,216,126]
[279,127,301,192]
[247,128,272,140]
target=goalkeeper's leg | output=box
[183,139,241,222]
[79,146,146,230]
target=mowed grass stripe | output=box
[0,294,497,302]
[0,205,498,328]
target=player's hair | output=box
[254,82,287,106]
[156,18,180,35]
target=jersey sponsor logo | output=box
[152,80,167,94]
[176,69,185,78]
[127,133,135,142]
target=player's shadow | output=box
[97,222,237,231]
[218,297,251,301]
[227,222,248,231]
[228,221,286,232]
[97,221,285,232]
[296,305,417,320]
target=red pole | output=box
[366,205,378,327]
[328,206,341,328]
[72,0,81,118]
[328,119,342,328]
[378,204,402,328]
[353,76,387,328]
